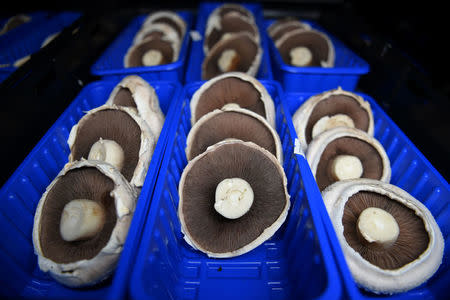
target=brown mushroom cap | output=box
[178,140,290,258]
[124,37,177,68]
[306,127,390,191]
[142,11,186,39]
[186,106,282,162]
[202,32,262,80]
[322,179,444,294]
[275,28,335,67]
[190,72,275,128]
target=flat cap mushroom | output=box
[179,139,290,258]
[0,14,31,35]
[202,32,262,80]
[276,28,335,67]
[124,36,178,68]
[68,105,155,188]
[186,104,282,162]
[190,72,275,128]
[106,75,165,138]
[32,160,137,287]
[306,127,390,191]
[322,179,444,294]
[268,19,311,43]
[204,10,259,54]
[292,87,374,153]
[133,23,181,47]
[142,11,186,40]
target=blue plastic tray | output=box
[129,80,341,300]
[185,2,273,82]
[91,12,193,82]
[265,19,369,93]
[283,92,450,299]
[0,77,182,299]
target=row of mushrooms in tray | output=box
[292,87,444,294]
[32,75,164,287]
[178,72,289,257]
[125,11,187,68]
[267,17,335,67]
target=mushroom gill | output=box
[124,37,176,68]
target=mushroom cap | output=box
[292,87,374,153]
[124,36,179,68]
[201,32,262,80]
[266,17,300,36]
[133,22,181,46]
[0,14,31,35]
[306,127,390,191]
[32,160,137,287]
[178,139,290,258]
[142,10,186,39]
[209,3,255,22]
[190,72,275,128]
[322,179,444,294]
[268,20,311,43]
[204,11,259,54]
[275,28,335,67]
[68,105,156,188]
[186,105,282,163]
[105,75,165,139]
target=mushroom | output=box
[68,105,155,188]
[322,178,444,294]
[105,75,165,138]
[275,28,335,67]
[268,20,311,43]
[292,87,374,153]
[204,10,259,54]
[267,17,310,37]
[202,32,262,80]
[306,127,390,191]
[190,72,275,128]
[141,10,186,41]
[186,104,282,162]
[32,159,137,287]
[0,14,31,35]
[209,3,255,22]
[133,23,181,47]
[124,36,178,67]
[178,139,290,258]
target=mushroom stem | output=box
[311,114,355,139]
[88,138,125,171]
[330,154,363,181]
[142,49,163,66]
[215,178,254,219]
[217,49,240,72]
[357,207,399,248]
[60,199,106,242]
[290,46,313,66]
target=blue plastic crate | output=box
[283,92,450,299]
[129,80,341,300]
[91,12,193,82]
[185,2,273,82]
[265,19,369,93]
[0,77,182,299]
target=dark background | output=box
[1,0,448,186]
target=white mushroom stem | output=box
[218,49,240,72]
[142,49,163,66]
[311,114,355,139]
[357,207,400,248]
[215,178,254,219]
[60,199,106,242]
[331,155,363,181]
[290,46,313,66]
[88,138,125,171]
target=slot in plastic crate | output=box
[0,77,182,299]
[91,12,193,82]
[283,92,450,299]
[265,19,369,93]
[185,2,273,82]
[129,80,341,300]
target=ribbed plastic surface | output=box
[129,80,341,300]
[185,2,273,82]
[0,77,182,299]
[283,92,450,299]
[91,12,193,82]
[265,20,369,93]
